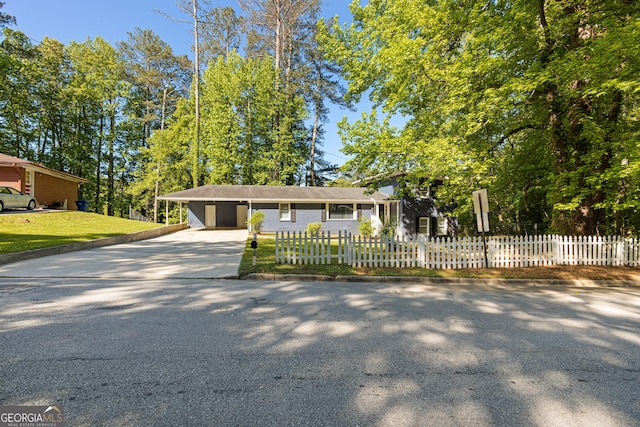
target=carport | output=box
[158,190,250,229]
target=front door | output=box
[236,205,248,229]
[205,205,216,228]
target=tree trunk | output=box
[309,100,319,186]
[192,0,201,188]
[107,109,115,217]
[154,178,159,223]
[95,115,104,213]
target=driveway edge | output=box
[0,223,188,266]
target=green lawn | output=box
[0,211,163,254]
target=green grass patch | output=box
[238,234,353,276]
[0,211,163,254]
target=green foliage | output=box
[0,2,15,28]
[307,221,322,236]
[358,218,373,237]
[380,217,398,239]
[0,1,349,225]
[320,0,640,235]
[249,210,265,233]
[199,52,308,186]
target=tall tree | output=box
[199,6,243,63]
[118,28,191,221]
[0,29,38,158]
[32,37,72,168]
[239,0,321,184]
[157,0,210,188]
[239,0,309,74]
[302,17,351,186]
[68,37,129,215]
[200,52,306,185]
[130,98,194,222]
[320,0,640,235]
[0,1,15,28]
[118,28,191,145]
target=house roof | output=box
[0,153,89,183]
[158,185,390,203]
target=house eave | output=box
[23,164,89,183]
[0,156,88,184]
[158,196,388,204]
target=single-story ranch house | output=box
[159,183,456,237]
[0,153,88,210]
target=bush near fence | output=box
[275,232,640,269]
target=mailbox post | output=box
[251,232,258,266]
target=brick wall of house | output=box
[0,166,24,191]
[33,172,80,209]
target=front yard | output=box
[239,234,640,282]
[0,211,162,254]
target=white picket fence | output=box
[274,232,640,268]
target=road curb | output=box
[0,223,188,266]
[242,273,640,287]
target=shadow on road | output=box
[1,278,638,426]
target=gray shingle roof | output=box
[158,185,389,203]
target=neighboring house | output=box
[158,182,456,236]
[0,153,88,210]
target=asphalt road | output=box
[1,275,639,426]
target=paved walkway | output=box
[0,228,249,279]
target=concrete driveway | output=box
[0,228,249,279]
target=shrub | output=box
[249,211,265,233]
[359,219,373,237]
[380,217,398,239]
[307,222,322,237]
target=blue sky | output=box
[3,0,363,165]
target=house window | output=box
[418,217,430,235]
[279,203,291,221]
[417,187,432,199]
[437,217,449,236]
[328,203,355,220]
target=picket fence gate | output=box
[274,232,640,269]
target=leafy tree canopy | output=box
[320,0,640,235]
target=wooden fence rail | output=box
[275,232,640,269]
